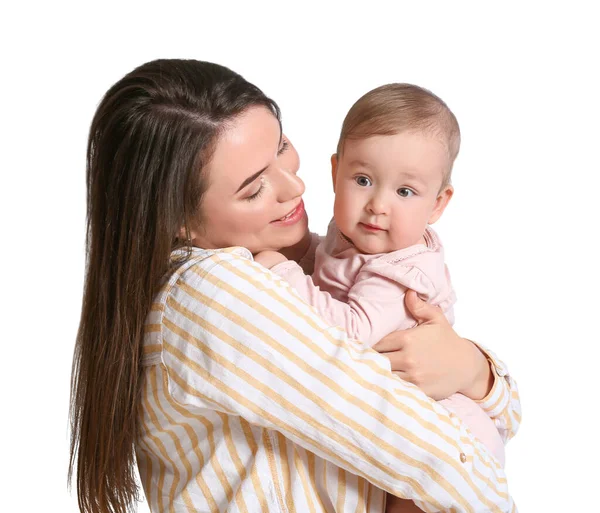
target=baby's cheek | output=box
[333,199,351,227]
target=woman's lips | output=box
[272,200,305,226]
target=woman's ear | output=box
[178,224,197,244]
[428,185,454,225]
[331,153,338,193]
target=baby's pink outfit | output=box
[271,220,505,465]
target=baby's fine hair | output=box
[336,83,461,186]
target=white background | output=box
[1,1,598,511]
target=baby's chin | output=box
[353,236,413,255]
[353,238,390,255]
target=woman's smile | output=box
[272,199,305,225]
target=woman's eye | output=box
[245,185,264,201]
[397,188,414,198]
[277,140,289,156]
[355,176,372,187]
[245,176,266,201]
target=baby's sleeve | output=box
[271,260,358,332]
[272,259,437,346]
[346,264,428,345]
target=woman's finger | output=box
[383,349,412,373]
[404,290,445,325]
[392,370,410,381]
[372,330,407,352]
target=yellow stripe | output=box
[307,451,328,512]
[239,419,270,513]
[505,409,514,442]
[277,432,298,513]
[143,343,162,355]
[159,368,220,513]
[144,369,185,513]
[163,339,446,511]
[263,430,287,512]
[485,378,508,414]
[513,409,522,423]
[145,324,162,333]
[166,292,505,506]
[336,467,346,512]
[136,438,155,510]
[217,413,250,513]
[473,463,509,500]
[354,477,367,513]
[195,413,235,503]
[149,367,196,512]
[459,435,502,475]
[160,362,237,500]
[139,380,168,513]
[139,425,166,513]
[292,445,317,513]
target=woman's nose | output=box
[275,166,305,202]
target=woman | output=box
[69,59,520,513]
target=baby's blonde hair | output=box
[336,83,461,187]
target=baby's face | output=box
[333,131,452,254]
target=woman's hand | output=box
[373,290,493,401]
[254,250,288,269]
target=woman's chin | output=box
[246,216,309,255]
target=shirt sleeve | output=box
[160,251,515,512]
[471,342,522,443]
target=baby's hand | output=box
[254,250,288,269]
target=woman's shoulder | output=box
[142,246,256,363]
[164,246,254,293]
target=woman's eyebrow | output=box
[236,130,283,193]
[236,166,268,193]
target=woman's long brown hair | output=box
[69,59,280,513]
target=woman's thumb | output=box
[405,290,443,324]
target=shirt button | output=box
[460,453,467,463]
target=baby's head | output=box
[332,83,460,254]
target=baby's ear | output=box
[428,185,454,224]
[330,153,338,193]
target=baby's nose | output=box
[366,195,388,215]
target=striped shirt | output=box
[137,247,521,513]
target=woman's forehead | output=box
[206,107,281,190]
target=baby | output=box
[255,84,505,510]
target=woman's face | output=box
[190,106,307,254]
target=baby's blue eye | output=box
[397,188,414,198]
[355,176,372,187]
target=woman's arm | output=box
[374,291,521,442]
[161,251,515,512]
